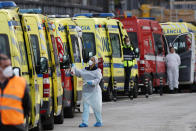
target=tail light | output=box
[98,57,104,75]
[139,60,145,74]
[43,73,50,97]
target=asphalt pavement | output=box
[50,93,196,131]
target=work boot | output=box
[79,123,88,128]
[174,88,179,93]
[170,90,175,94]
[94,122,103,127]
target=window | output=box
[166,35,190,54]
[162,35,168,55]
[128,32,139,49]
[71,35,81,63]
[30,35,40,67]
[0,34,10,58]
[153,33,164,55]
[50,35,59,66]
[109,33,121,58]
[63,42,69,57]
[43,31,52,65]
[82,33,96,56]
[18,41,28,65]
[173,35,189,54]
[165,35,177,47]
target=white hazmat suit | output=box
[72,60,102,126]
[166,52,181,90]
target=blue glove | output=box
[87,81,93,85]
[72,63,75,67]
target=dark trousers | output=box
[124,66,132,91]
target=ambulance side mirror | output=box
[13,67,21,76]
[61,55,70,69]
[40,57,48,73]
[134,48,139,58]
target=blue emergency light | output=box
[19,9,42,14]
[0,1,17,9]
[139,17,156,20]
[74,13,115,18]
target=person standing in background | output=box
[123,36,135,96]
[166,47,181,93]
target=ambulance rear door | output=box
[140,21,156,75]
[105,20,125,91]
[20,14,41,128]
[171,32,195,84]
[151,21,166,86]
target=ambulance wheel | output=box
[148,80,153,95]
[190,84,196,92]
[105,87,113,101]
[54,105,64,124]
[159,86,163,96]
[129,88,133,100]
[133,81,138,98]
[64,107,75,118]
[64,103,75,118]
[43,109,54,130]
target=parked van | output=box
[73,13,139,100]
[48,16,84,117]
[161,22,196,90]
[0,2,41,130]
[20,10,64,130]
[117,16,167,95]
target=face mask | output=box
[126,42,131,46]
[2,66,13,78]
[89,60,94,66]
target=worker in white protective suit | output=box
[166,47,181,93]
[71,56,103,127]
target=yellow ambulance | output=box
[73,13,139,101]
[0,2,41,130]
[20,10,64,129]
[161,22,196,89]
[48,16,84,117]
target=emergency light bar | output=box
[0,1,17,9]
[48,15,70,18]
[74,13,115,18]
[139,17,156,20]
[19,9,42,14]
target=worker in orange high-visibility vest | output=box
[0,54,31,131]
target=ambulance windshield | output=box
[0,34,10,58]
[169,34,191,54]
[82,32,96,56]
[165,35,177,47]
[128,32,138,49]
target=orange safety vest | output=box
[0,76,26,125]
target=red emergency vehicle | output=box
[117,16,167,94]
